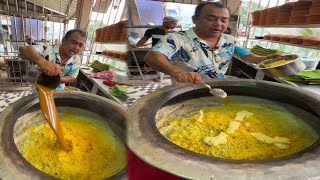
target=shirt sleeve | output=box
[32,45,51,61]
[151,33,180,61]
[66,56,81,78]
[144,29,153,38]
[234,46,251,58]
[32,45,45,55]
[233,38,251,58]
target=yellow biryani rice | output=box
[14,107,126,180]
[156,96,319,160]
[261,59,289,68]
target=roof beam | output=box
[65,0,74,16]
[75,0,93,32]
[128,0,141,25]
[0,0,65,16]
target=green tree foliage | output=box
[239,1,266,26]
[87,20,107,40]
[299,28,314,37]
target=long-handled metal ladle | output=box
[203,84,227,98]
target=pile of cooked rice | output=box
[14,107,126,179]
[156,96,319,160]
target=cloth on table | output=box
[90,70,115,79]
[103,79,126,87]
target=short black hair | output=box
[64,29,86,39]
[194,2,230,17]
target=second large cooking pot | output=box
[0,91,128,180]
[128,79,320,179]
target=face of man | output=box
[26,38,33,45]
[164,21,178,29]
[60,32,86,58]
[192,5,230,38]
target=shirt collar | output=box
[186,28,226,50]
[54,44,60,54]
[53,44,60,63]
[54,44,76,65]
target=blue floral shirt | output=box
[33,45,81,90]
[152,28,250,79]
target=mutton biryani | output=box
[156,96,319,160]
[14,107,126,179]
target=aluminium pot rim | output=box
[0,91,128,180]
[128,79,320,180]
[256,55,306,77]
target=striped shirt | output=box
[144,28,166,47]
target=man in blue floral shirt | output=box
[20,29,86,90]
[144,2,279,83]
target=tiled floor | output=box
[121,74,172,106]
[125,82,165,106]
[0,90,32,112]
[0,69,33,113]
[0,74,172,112]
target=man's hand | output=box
[60,75,76,84]
[172,71,203,84]
[144,52,203,84]
[39,60,61,76]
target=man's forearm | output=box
[20,46,62,76]
[135,36,149,47]
[144,51,203,83]
[60,75,76,84]
[19,46,46,66]
[144,51,184,76]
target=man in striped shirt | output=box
[134,16,179,48]
[133,16,179,82]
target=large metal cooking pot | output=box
[128,79,320,180]
[0,91,127,180]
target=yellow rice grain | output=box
[14,109,126,179]
[158,96,319,160]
